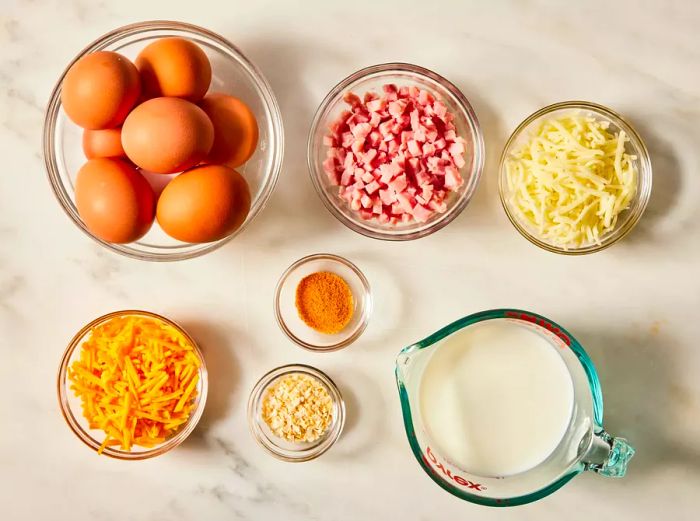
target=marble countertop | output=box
[2,0,698,519]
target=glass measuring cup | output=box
[395,309,634,506]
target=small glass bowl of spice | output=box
[247,364,345,461]
[274,253,372,351]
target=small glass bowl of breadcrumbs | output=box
[247,364,346,461]
[274,253,372,351]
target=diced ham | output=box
[360,148,377,166]
[418,89,433,106]
[382,84,398,100]
[448,141,465,157]
[361,171,375,184]
[412,204,433,222]
[388,99,409,119]
[422,142,436,156]
[351,122,372,140]
[363,91,379,103]
[396,192,415,212]
[365,180,381,195]
[323,84,469,226]
[416,171,432,187]
[341,168,354,186]
[341,132,354,148]
[379,189,396,205]
[388,173,408,194]
[322,156,336,173]
[433,101,447,120]
[343,92,362,107]
[444,166,463,189]
[343,152,355,169]
[407,140,422,157]
[366,98,387,112]
[351,139,364,154]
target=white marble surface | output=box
[2,0,699,519]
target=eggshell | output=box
[61,51,141,129]
[199,93,259,168]
[156,165,251,243]
[121,97,214,174]
[82,128,126,159]
[136,37,212,102]
[75,158,156,243]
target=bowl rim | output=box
[307,62,485,241]
[273,253,373,352]
[43,20,284,262]
[247,363,346,462]
[56,309,208,460]
[498,100,653,255]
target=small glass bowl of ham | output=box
[308,63,484,240]
[499,101,652,254]
[57,310,208,460]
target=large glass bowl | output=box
[308,63,484,241]
[57,310,208,460]
[43,21,284,261]
[499,101,652,255]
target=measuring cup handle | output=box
[583,430,636,478]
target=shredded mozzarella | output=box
[505,112,638,248]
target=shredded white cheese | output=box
[505,111,638,248]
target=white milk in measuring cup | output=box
[419,320,574,477]
[395,309,635,506]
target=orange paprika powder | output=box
[295,271,354,334]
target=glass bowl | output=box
[57,310,208,460]
[274,253,372,352]
[247,364,345,462]
[307,63,485,241]
[43,20,284,261]
[498,101,652,255]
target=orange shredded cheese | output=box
[68,315,201,453]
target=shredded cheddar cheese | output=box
[68,315,201,453]
[505,111,638,248]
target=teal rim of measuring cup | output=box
[394,308,605,507]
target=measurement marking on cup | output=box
[504,311,571,346]
[424,446,487,491]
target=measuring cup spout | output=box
[582,430,635,478]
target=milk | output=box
[419,319,574,477]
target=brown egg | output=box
[199,93,259,168]
[121,97,214,174]
[135,37,212,102]
[82,128,126,159]
[157,165,251,243]
[61,51,141,129]
[75,158,155,243]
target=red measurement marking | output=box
[504,311,571,346]
[423,446,487,492]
